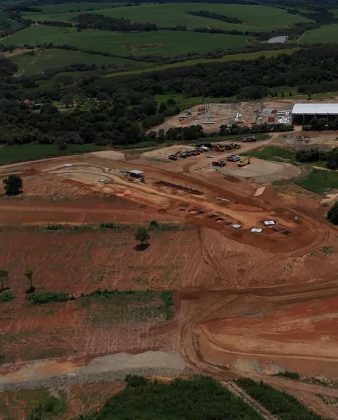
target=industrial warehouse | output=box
[292,103,338,124]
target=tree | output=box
[328,202,338,225]
[135,227,150,248]
[0,270,8,291]
[24,268,34,293]
[3,175,23,196]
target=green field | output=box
[300,24,338,44]
[106,48,298,77]
[295,168,338,194]
[245,146,296,162]
[23,3,311,32]
[0,25,250,57]
[0,144,101,165]
[10,48,135,76]
[22,2,126,22]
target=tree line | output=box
[73,13,158,32]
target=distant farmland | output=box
[300,24,338,44]
[23,3,311,32]
[1,25,250,57]
[11,48,135,75]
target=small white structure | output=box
[264,220,276,226]
[250,227,263,233]
[232,224,242,229]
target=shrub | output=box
[0,291,14,302]
[26,292,73,305]
[275,371,300,380]
[161,291,174,320]
[126,375,148,388]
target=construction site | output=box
[154,100,293,133]
[0,116,338,418]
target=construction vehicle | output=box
[227,154,241,162]
[242,136,256,142]
[238,157,250,167]
[212,159,226,168]
[168,155,177,161]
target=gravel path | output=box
[0,351,188,391]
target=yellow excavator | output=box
[238,156,250,167]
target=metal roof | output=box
[292,103,338,115]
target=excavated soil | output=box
[1,144,338,416]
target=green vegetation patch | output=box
[86,3,310,32]
[0,143,101,165]
[274,370,300,380]
[245,146,296,162]
[26,292,73,305]
[27,394,67,420]
[300,24,338,45]
[295,168,338,194]
[11,48,134,76]
[106,48,298,78]
[89,375,262,419]
[236,378,321,420]
[82,289,174,324]
[0,291,14,302]
[1,25,249,57]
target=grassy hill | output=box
[23,3,311,32]
[1,25,250,57]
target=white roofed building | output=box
[292,103,338,125]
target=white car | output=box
[207,155,214,158]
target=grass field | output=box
[300,24,338,44]
[23,3,311,32]
[22,2,126,22]
[295,168,338,194]
[0,144,101,165]
[0,25,250,57]
[245,146,296,162]
[106,48,298,77]
[10,48,135,75]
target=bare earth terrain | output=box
[1,125,338,417]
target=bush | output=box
[0,291,14,302]
[275,370,300,380]
[328,201,338,225]
[26,292,73,305]
[126,375,148,388]
[161,291,174,320]
[28,396,67,419]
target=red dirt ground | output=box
[1,150,338,417]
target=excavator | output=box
[238,157,250,167]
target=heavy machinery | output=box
[212,159,226,168]
[238,157,250,167]
[227,154,241,162]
